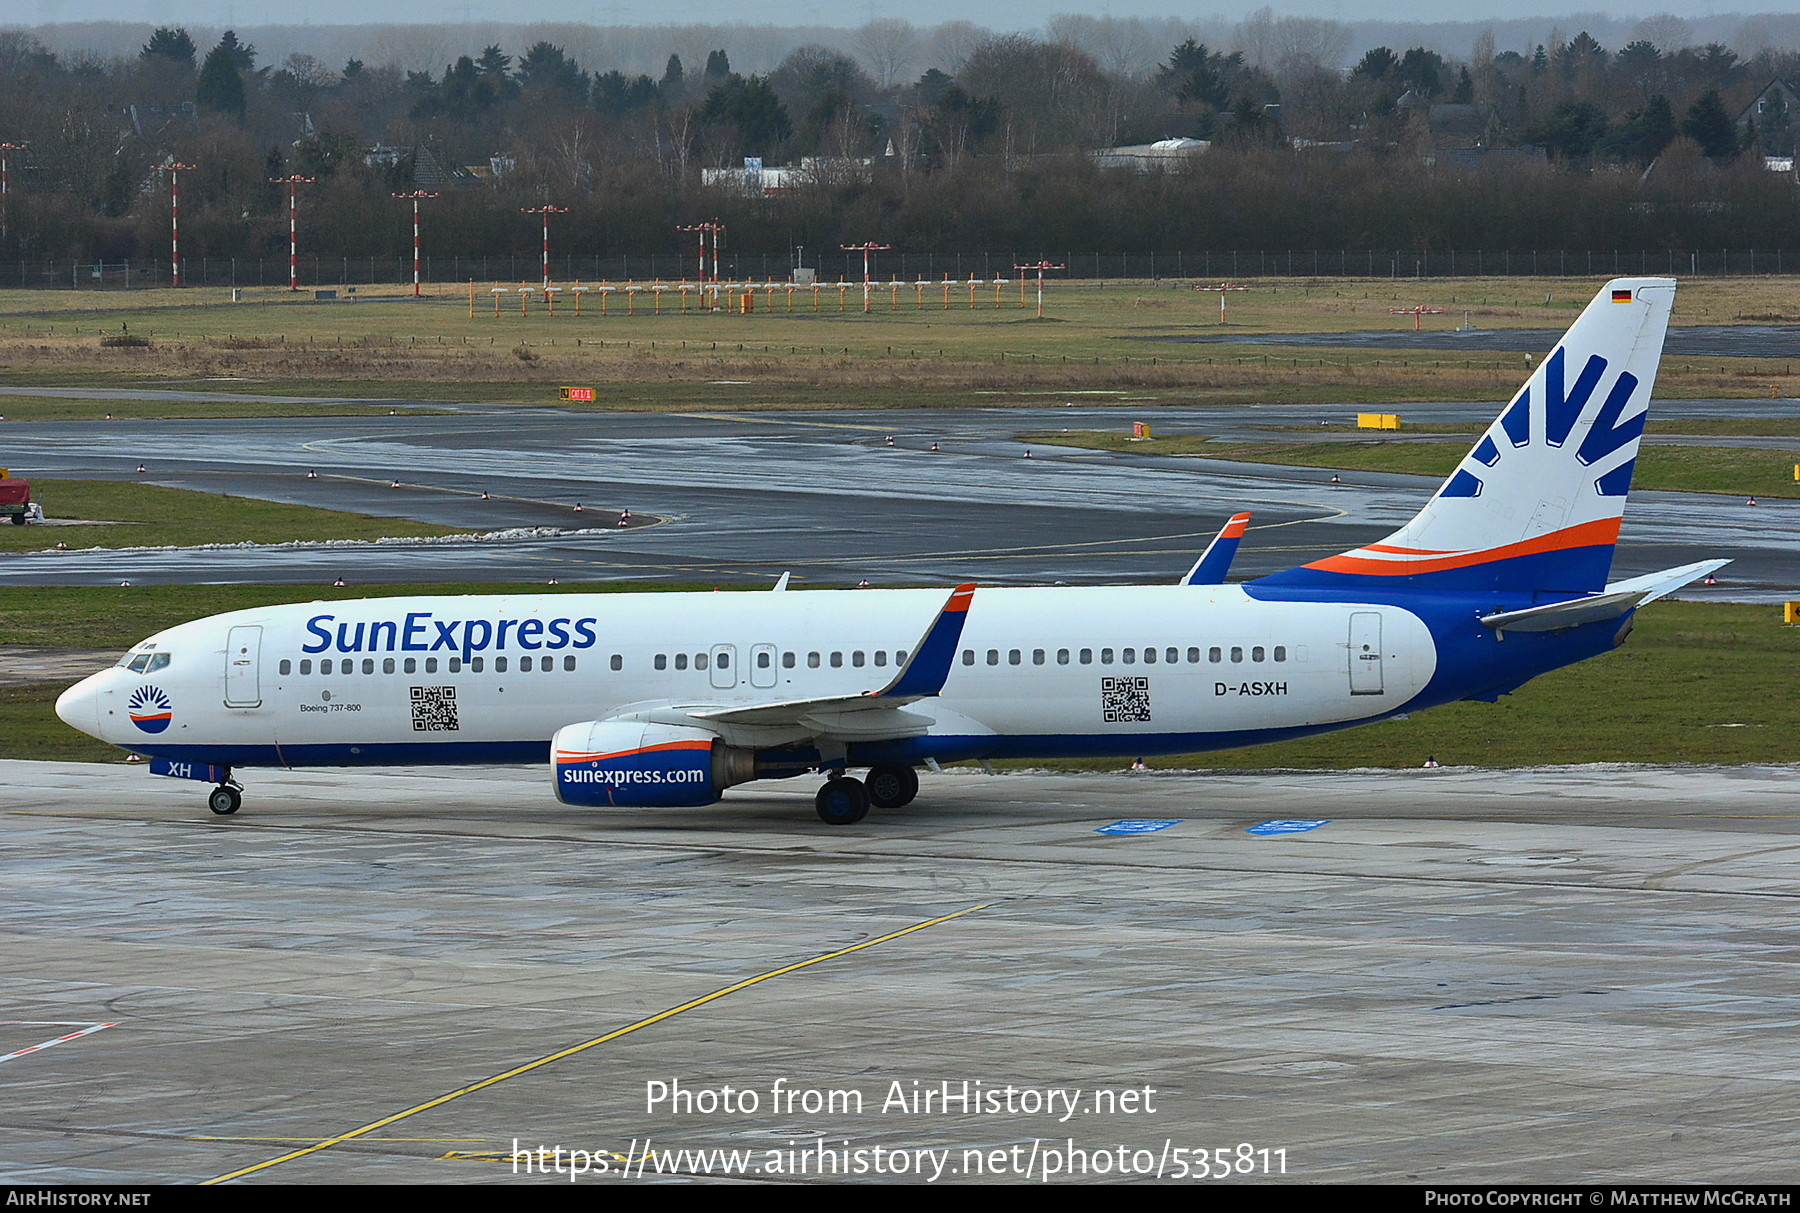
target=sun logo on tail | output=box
[1441,349,1647,502]
[128,685,174,734]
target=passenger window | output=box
[1209,647,1222,663]
[1274,646,1287,662]
[695,653,708,670]
[716,652,728,669]
[300,659,313,675]
[425,657,438,673]
[986,649,999,666]
[962,649,974,665]
[363,658,376,674]
[383,658,395,674]
[495,657,508,673]
[564,656,577,671]
[1008,649,1021,665]
[1166,647,1179,664]
[808,652,822,669]
[1080,648,1093,664]
[404,658,417,674]
[1057,649,1070,665]
[1230,647,1243,663]
[897,651,908,664]
[675,653,688,670]
[852,651,865,668]
[470,657,484,673]
[448,658,462,673]
[1101,648,1114,664]
[611,654,623,671]
[782,652,795,668]
[655,654,668,670]
[1251,647,1265,663]
[1143,647,1157,664]
[874,651,887,667]
[830,652,844,668]
[1123,648,1136,664]
[321,659,334,675]
[1187,647,1200,663]
[757,651,771,669]
[1032,649,1045,665]
[279,659,292,675]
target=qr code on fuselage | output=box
[1101,676,1151,723]
[410,685,459,731]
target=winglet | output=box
[878,583,977,699]
[1182,512,1252,585]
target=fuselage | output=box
[55,583,1621,775]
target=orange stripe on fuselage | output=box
[1306,517,1621,576]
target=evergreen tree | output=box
[141,27,196,68]
[704,50,731,82]
[196,37,247,118]
[1683,89,1739,160]
[661,54,684,92]
[701,74,791,157]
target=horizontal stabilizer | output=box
[1479,559,1728,632]
[1182,512,1251,585]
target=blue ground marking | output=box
[1095,819,1184,836]
[1246,819,1331,836]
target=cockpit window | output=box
[125,653,152,673]
[147,653,171,672]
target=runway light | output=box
[333,578,345,586]
[136,464,146,473]
[307,469,317,479]
[119,580,131,587]
[573,502,583,512]
[391,480,401,488]
[931,442,940,451]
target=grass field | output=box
[0,478,470,553]
[1,275,1797,416]
[2,585,1793,769]
[1028,430,1800,499]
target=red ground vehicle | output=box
[0,474,33,525]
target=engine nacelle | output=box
[551,720,755,807]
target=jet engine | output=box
[550,720,757,807]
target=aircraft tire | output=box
[8,514,24,525]
[865,765,919,809]
[208,786,242,816]
[815,777,868,826]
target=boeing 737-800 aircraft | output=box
[55,278,1721,824]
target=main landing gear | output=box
[207,782,243,816]
[814,765,920,825]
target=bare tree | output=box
[854,19,918,91]
[1634,14,1694,56]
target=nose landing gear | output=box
[207,782,243,816]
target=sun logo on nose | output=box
[128,685,173,734]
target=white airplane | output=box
[56,278,1723,825]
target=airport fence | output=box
[6,248,1797,290]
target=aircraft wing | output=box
[598,583,977,745]
[1479,559,1728,633]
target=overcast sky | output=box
[13,2,1800,30]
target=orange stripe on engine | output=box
[556,739,713,765]
[1306,517,1622,576]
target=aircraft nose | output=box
[55,674,103,738]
